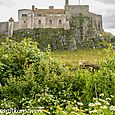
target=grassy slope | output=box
[51,49,105,67]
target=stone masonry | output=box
[0,0,103,37]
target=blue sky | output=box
[0,0,115,35]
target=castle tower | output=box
[64,0,70,19]
[65,0,69,6]
[65,0,69,13]
[8,17,14,37]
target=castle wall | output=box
[34,14,67,29]
[0,1,103,38]
[65,5,89,18]
[18,9,34,29]
[14,22,19,30]
[27,12,34,29]
[34,7,64,16]
[34,17,46,28]
[0,22,8,33]
[89,13,103,31]
[45,14,66,28]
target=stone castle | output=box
[0,0,103,37]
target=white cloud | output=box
[0,0,14,7]
[105,29,115,35]
[95,0,115,4]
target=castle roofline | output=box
[89,12,102,17]
[0,21,8,23]
[36,8,64,10]
[9,17,14,22]
[67,5,89,7]
[18,9,31,11]
[35,8,64,15]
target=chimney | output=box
[9,17,14,22]
[32,5,35,11]
[49,6,54,9]
[65,0,69,6]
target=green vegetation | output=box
[0,38,115,115]
[51,49,104,68]
[0,28,112,51]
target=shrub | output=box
[0,38,64,108]
[0,38,114,114]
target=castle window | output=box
[22,14,27,17]
[38,20,41,24]
[49,12,53,14]
[38,14,41,16]
[49,19,52,25]
[59,20,62,25]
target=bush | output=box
[0,38,64,108]
[0,38,114,114]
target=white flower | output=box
[99,93,104,97]
[89,110,98,114]
[106,98,111,101]
[106,102,110,105]
[93,98,98,101]
[110,95,114,98]
[93,110,98,113]
[110,105,115,111]
[88,103,95,107]
[84,109,88,111]
[95,102,101,106]
[38,107,44,109]
[100,105,107,109]
[99,98,106,103]
[77,102,84,106]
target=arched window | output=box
[38,20,41,24]
[59,20,62,25]
[49,19,52,25]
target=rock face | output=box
[12,28,77,51]
[11,27,106,51]
[0,0,103,39]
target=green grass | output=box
[51,49,105,67]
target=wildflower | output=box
[62,111,66,114]
[99,93,104,97]
[95,102,101,106]
[106,98,111,101]
[93,110,98,113]
[89,110,97,114]
[88,103,95,107]
[38,107,45,109]
[77,102,84,106]
[106,102,110,105]
[71,111,76,114]
[110,95,114,98]
[110,105,115,111]
[99,98,106,103]
[73,107,79,111]
[100,105,107,109]
[93,97,98,101]
[38,109,42,112]
[84,109,88,112]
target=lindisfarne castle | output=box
[0,0,103,37]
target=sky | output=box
[0,0,115,35]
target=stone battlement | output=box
[0,0,103,38]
